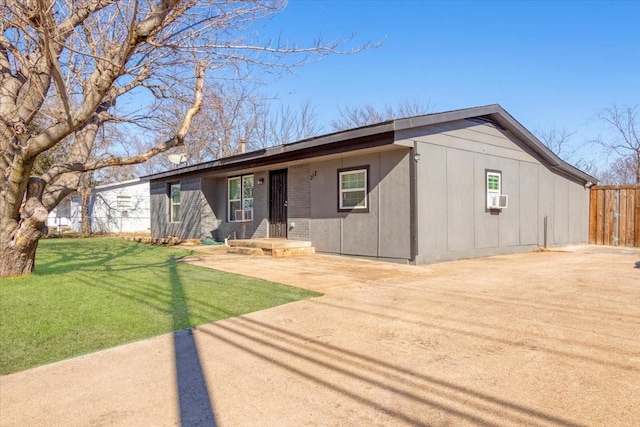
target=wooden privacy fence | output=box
[589,185,640,247]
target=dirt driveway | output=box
[1,246,639,426]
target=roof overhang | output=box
[393,104,596,184]
[144,104,597,185]
[144,126,395,181]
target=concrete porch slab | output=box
[226,238,314,257]
[227,238,312,250]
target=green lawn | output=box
[0,238,321,375]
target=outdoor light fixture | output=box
[258,178,265,185]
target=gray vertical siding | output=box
[149,181,167,239]
[473,152,499,248]
[200,177,219,239]
[378,149,412,259]
[419,144,447,255]
[399,119,590,263]
[308,158,342,253]
[341,153,380,257]
[498,158,520,247]
[446,149,475,251]
[179,177,203,238]
[149,115,589,265]
[308,148,412,261]
[519,162,539,245]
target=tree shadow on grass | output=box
[168,259,217,427]
[34,238,196,276]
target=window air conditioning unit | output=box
[488,194,509,209]
[234,209,244,221]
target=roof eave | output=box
[393,103,596,184]
[143,122,396,181]
[144,104,597,185]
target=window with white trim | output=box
[169,183,180,222]
[228,174,253,221]
[486,170,502,209]
[338,167,368,212]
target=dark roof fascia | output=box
[144,128,395,181]
[395,104,597,184]
[144,104,597,185]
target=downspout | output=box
[409,141,419,264]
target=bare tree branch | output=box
[331,100,432,131]
[592,103,640,184]
[0,0,373,276]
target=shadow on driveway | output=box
[170,260,217,427]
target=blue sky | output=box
[258,0,639,166]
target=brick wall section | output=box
[287,164,311,241]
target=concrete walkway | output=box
[1,245,639,426]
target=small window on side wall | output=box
[486,170,508,210]
[338,166,369,212]
[169,183,180,222]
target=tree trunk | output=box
[0,222,46,277]
[0,178,49,278]
[80,190,92,235]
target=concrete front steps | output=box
[226,238,315,258]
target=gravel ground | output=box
[1,245,639,426]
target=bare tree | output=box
[172,82,268,163]
[330,99,432,131]
[593,104,640,184]
[0,0,370,277]
[536,126,578,161]
[597,157,637,185]
[255,100,323,147]
[150,91,322,173]
[534,125,598,177]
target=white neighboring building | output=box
[90,178,150,233]
[47,195,82,232]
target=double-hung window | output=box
[228,174,253,221]
[169,183,180,222]
[338,166,369,212]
